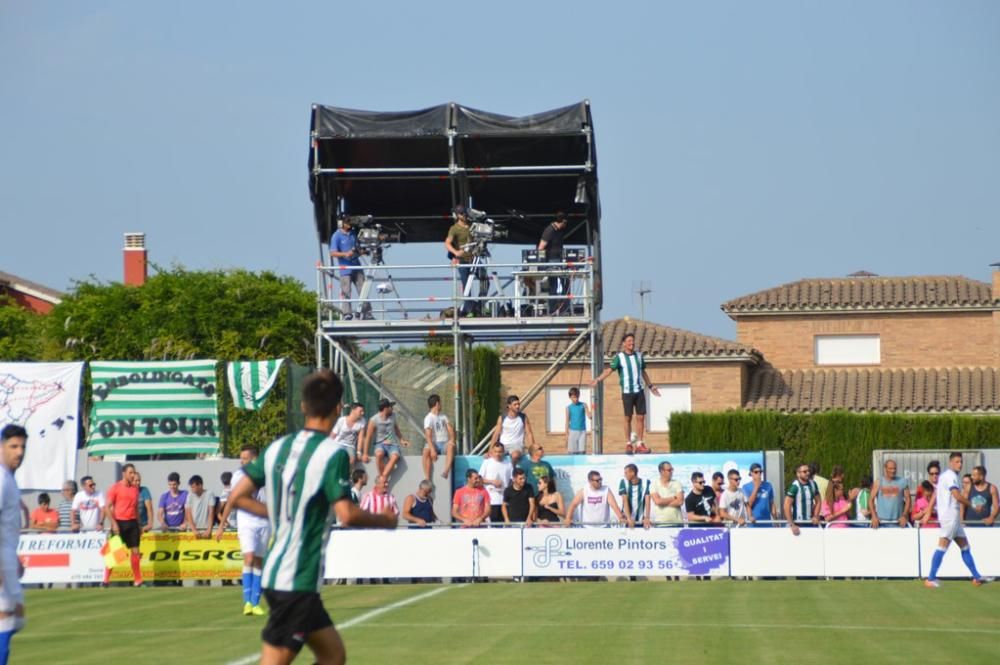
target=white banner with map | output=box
[0,362,84,490]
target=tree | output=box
[0,296,45,360]
[42,267,318,454]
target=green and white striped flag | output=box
[87,360,220,456]
[227,359,285,410]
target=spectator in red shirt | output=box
[104,463,143,587]
[29,494,58,532]
[451,469,491,527]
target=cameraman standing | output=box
[330,217,372,320]
[537,211,568,315]
[444,205,475,317]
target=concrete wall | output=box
[735,311,998,370]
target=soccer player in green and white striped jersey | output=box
[228,369,396,665]
[590,332,661,454]
[783,463,821,536]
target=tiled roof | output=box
[722,275,998,316]
[744,367,1000,414]
[0,270,63,303]
[500,318,761,363]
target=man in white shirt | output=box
[331,402,367,466]
[925,452,991,588]
[719,469,750,526]
[422,394,455,481]
[478,443,513,523]
[71,476,106,532]
[565,470,627,527]
[649,461,685,525]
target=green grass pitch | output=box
[16,579,1000,664]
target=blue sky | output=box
[2,1,998,340]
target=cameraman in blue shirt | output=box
[329,217,372,320]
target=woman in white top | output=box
[489,395,536,467]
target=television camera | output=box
[350,217,401,264]
[462,208,511,257]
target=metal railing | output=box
[317,258,595,324]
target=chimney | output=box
[992,263,1000,300]
[123,233,147,286]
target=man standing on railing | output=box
[227,369,397,665]
[743,463,777,527]
[0,425,28,665]
[502,468,535,526]
[444,205,475,317]
[537,211,568,315]
[870,459,911,529]
[925,452,992,588]
[590,333,660,454]
[329,216,372,321]
[565,470,627,527]
[784,464,820,535]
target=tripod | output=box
[461,244,507,317]
[358,248,408,319]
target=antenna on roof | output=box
[632,280,653,321]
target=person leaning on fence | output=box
[650,461,684,525]
[820,481,852,528]
[184,474,216,538]
[911,481,938,528]
[870,459,911,529]
[452,469,490,528]
[743,463,777,527]
[402,480,436,528]
[719,469,750,526]
[784,464,820,536]
[619,463,651,529]
[157,472,187,531]
[72,475,105,532]
[502,468,535,526]
[57,480,77,531]
[360,475,399,518]
[565,470,627,527]
[535,475,565,524]
[853,475,873,524]
[29,494,58,532]
[684,472,719,526]
[965,466,998,526]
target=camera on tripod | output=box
[355,218,402,263]
[463,209,508,256]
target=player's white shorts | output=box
[237,524,270,558]
[938,520,966,542]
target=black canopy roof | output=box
[309,101,600,245]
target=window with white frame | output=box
[646,384,692,432]
[546,386,592,433]
[814,334,880,365]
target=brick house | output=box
[499,318,761,453]
[723,271,1000,413]
[499,270,1000,453]
[0,270,62,314]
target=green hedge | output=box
[669,411,1000,486]
[470,346,501,442]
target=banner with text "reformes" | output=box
[226,359,284,410]
[87,360,220,456]
[0,362,84,490]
